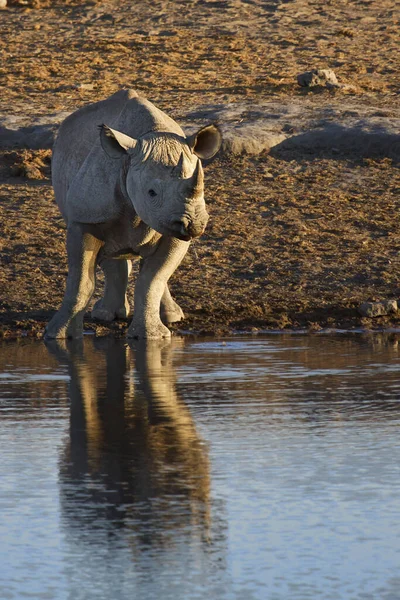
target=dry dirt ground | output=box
[0,0,399,337]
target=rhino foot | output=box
[44,313,84,340]
[160,304,185,324]
[160,288,185,324]
[127,319,171,340]
[91,297,130,322]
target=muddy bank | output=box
[1,150,400,338]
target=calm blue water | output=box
[1,334,400,600]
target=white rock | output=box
[1,101,400,160]
[358,299,398,318]
[297,69,339,88]
[73,83,95,91]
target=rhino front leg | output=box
[128,237,189,339]
[45,224,103,339]
[160,284,185,324]
[92,258,132,322]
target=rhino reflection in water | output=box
[47,337,211,551]
[45,89,222,340]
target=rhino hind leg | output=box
[160,284,185,324]
[92,259,131,322]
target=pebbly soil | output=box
[0,0,399,337]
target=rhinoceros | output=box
[45,89,222,339]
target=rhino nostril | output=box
[170,215,208,239]
[171,219,189,237]
[171,219,185,229]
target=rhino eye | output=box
[148,189,157,197]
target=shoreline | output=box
[2,310,400,340]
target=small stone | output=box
[358,299,398,318]
[262,171,274,180]
[297,69,339,88]
[73,83,95,91]
[24,165,43,179]
[0,0,7,8]
[385,299,398,313]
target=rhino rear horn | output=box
[187,124,222,160]
[172,151,185,178]
[99,124,138,159]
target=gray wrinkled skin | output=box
[45,89,222,339]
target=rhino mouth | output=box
[158,223,191,241]
[172,231,192,242]
[167,218,207,241]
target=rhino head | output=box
[99,124,222,241]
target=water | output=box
[1,334,400,600]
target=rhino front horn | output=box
[188,159,204,197]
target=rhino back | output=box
[52,89,185,223]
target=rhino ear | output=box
[187,124,222,160]
[99,124,138,159]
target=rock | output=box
[1,102,400,159]
[358,299,398,318]
[297,69,339,88]
[222,125,286,155]
[0,0,7,8]
[184,101,400,159]
[184,103,296,156]
[0,111,70,149]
